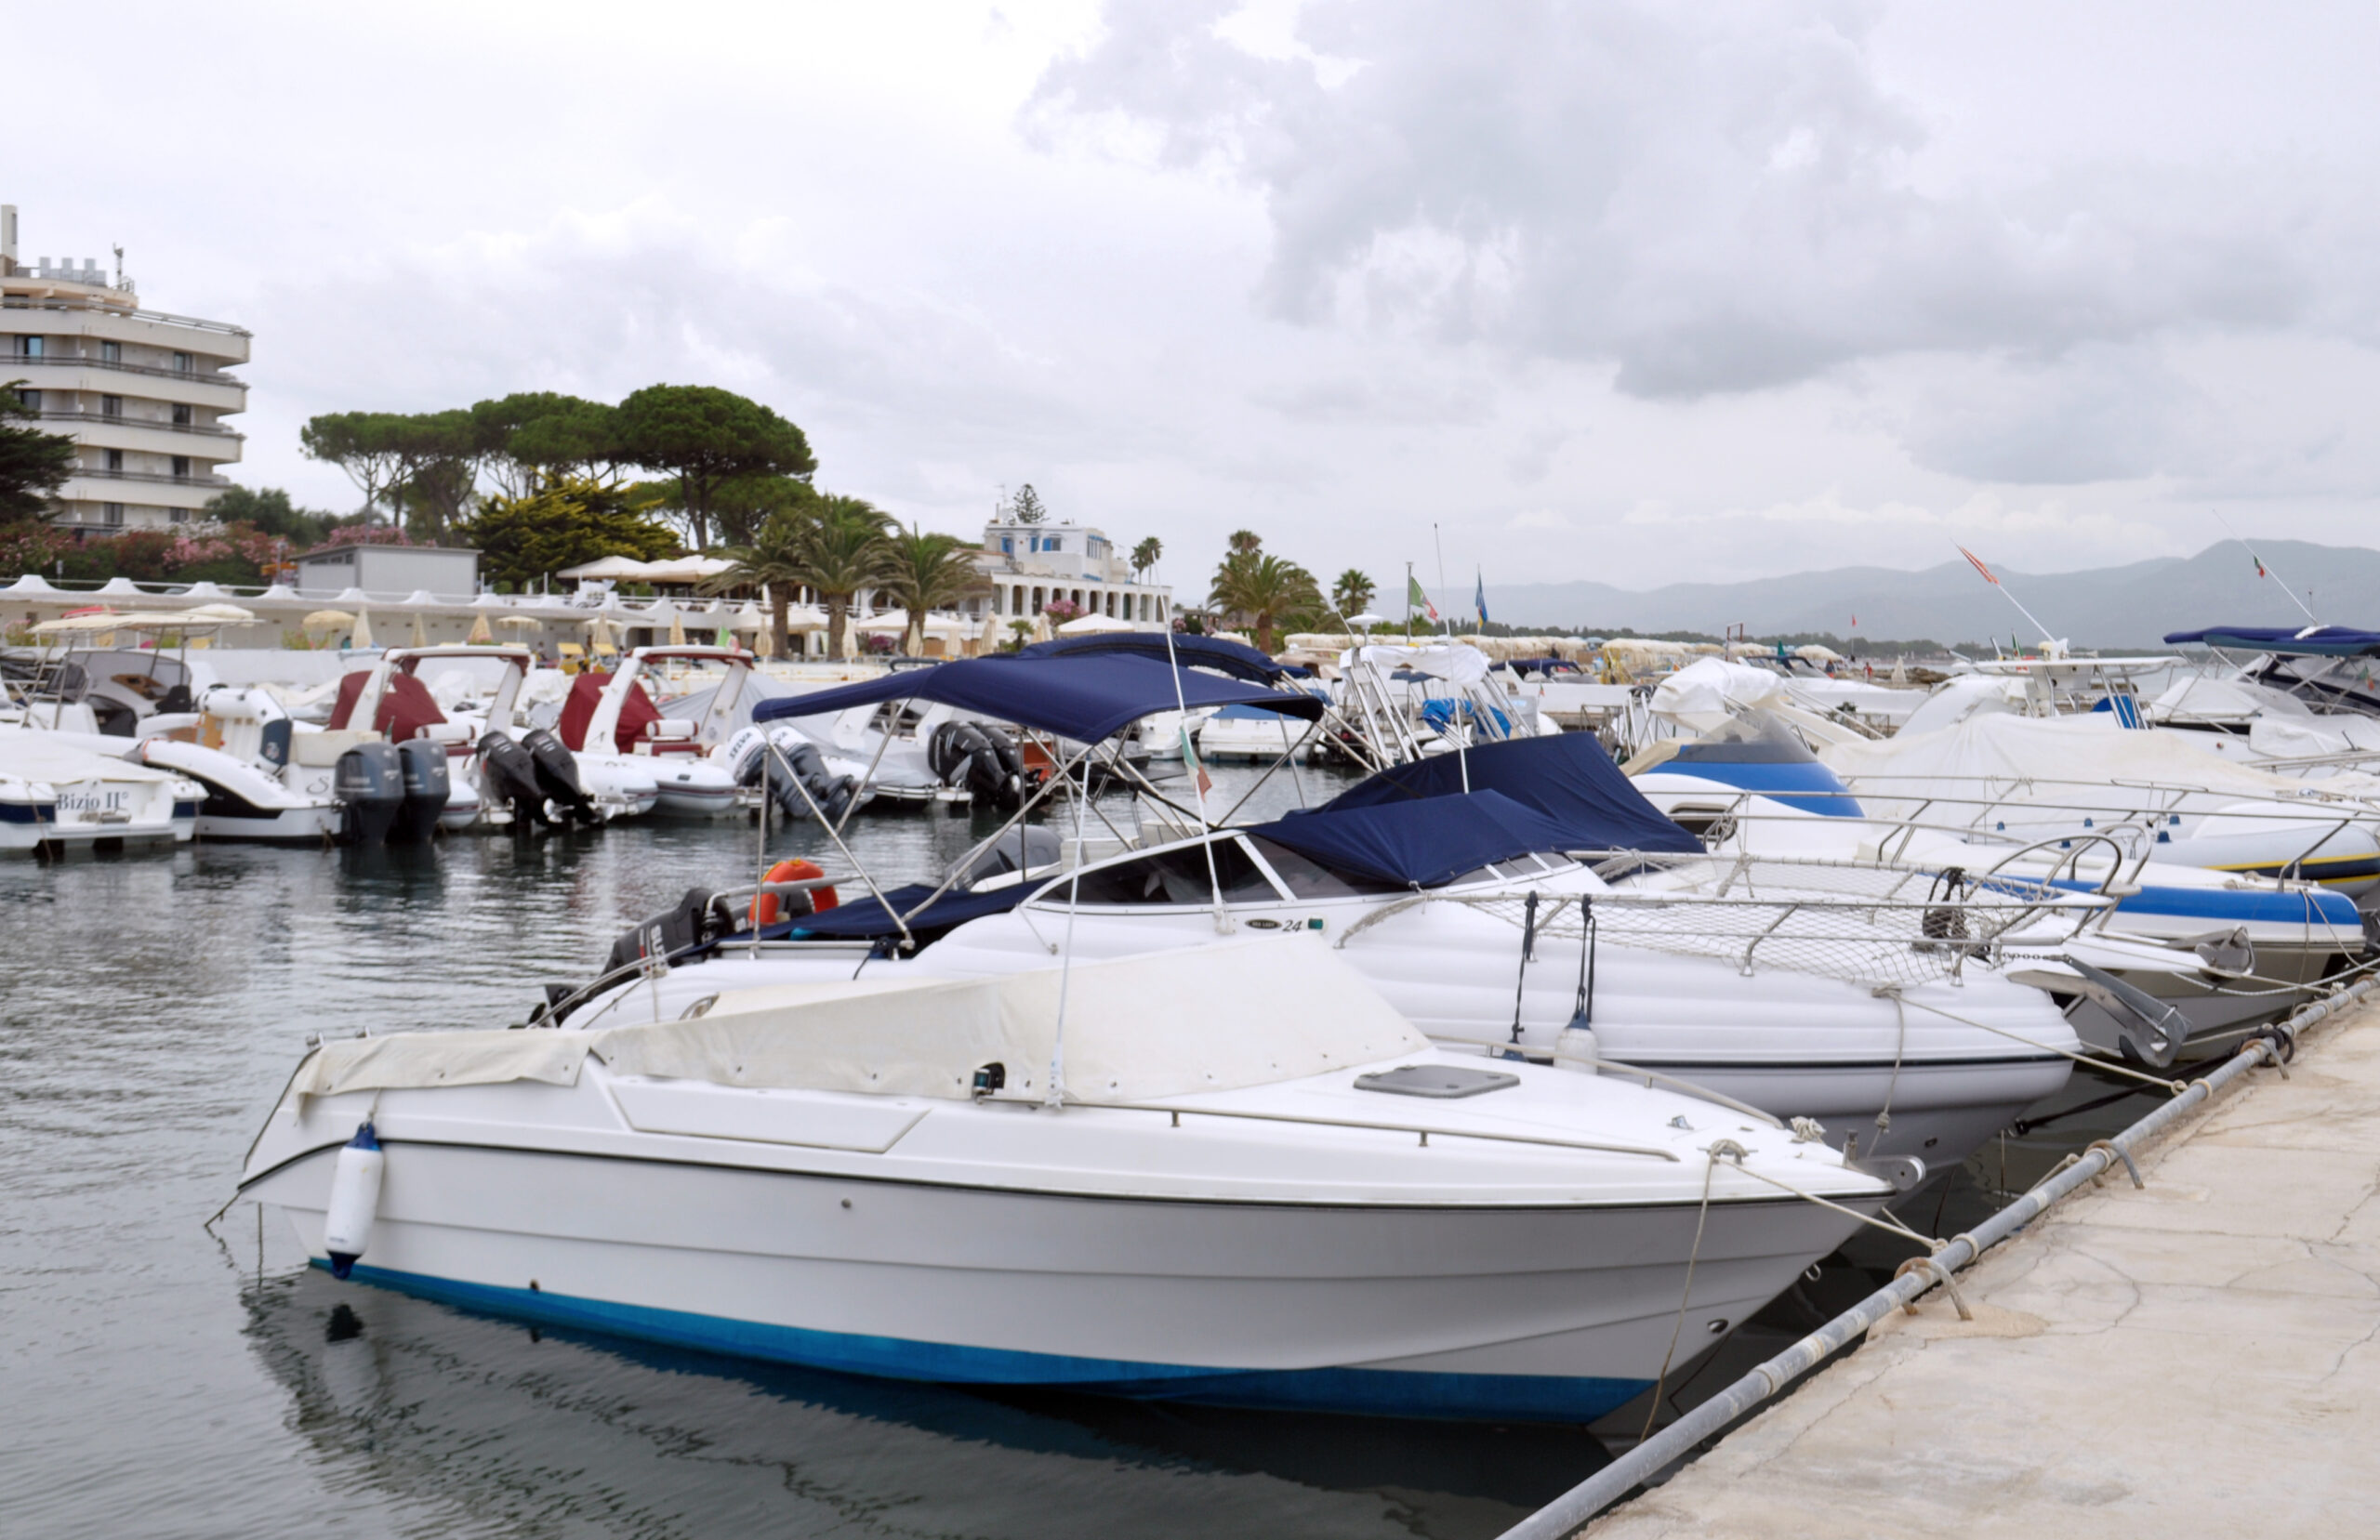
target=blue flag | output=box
[1474,571,1488,625]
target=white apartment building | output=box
[1,204,249,532]
[969,518,1170,628]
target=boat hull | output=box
[253,1138,1859,1422]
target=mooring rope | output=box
[1641,1141,1736,1440]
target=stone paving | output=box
[1586,1006,2380,1539]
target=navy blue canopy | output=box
[2163,625,2380,657]
[1248,791,1595,888]
[1319,732,1700,855]
[750,653,1324,744]
[1017,631,1287,682]
[787,881,1033,941]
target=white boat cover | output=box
[1649,659,1789,730]
[1341,643,1491,685]
[288,941,1431,1103]
[1821,714,2380,817]
[293,1029,592,1098]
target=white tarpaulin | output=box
[1649,658,1788,731]
[591,940,1426,1103]
[1821,713,2380,823]
[1340,642,1491,685]
[292,1030,590,1097]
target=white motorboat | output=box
[0,729,199,853]
[555,648,744,817]
[238,941,1892,1421]
[1629,713,2372,1058]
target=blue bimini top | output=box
[751,652,1324,744]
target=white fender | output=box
[323,1121,385,1280]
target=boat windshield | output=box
[1246,837,1405,898]
[1060,837,1283,906]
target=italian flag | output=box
[1408,574,1438,622]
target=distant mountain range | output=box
[1475,540,2380,651]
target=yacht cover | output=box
[0,734,189,784]
[1341,643,1490,684]
[1821,714,2380,818]
[751,653,1325,744]
[1251,790,1606,887]
[1017,631,1287,682]
[1649,658,1790,729]
[292,1030,591,1098]
[588,940,1427,1102]
[1316,732,1702,855]
[786,880,1036,940]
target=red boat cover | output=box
[327,668,447,741]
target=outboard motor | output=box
[930,721,1025,811]
[389,738,451,843]
[522,726,602,824]
[602,888,731,981]
[769,738,860,824]
[960,824,1063,888]
[333,742,404,846]
[477,730,554,827]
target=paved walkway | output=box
[1587,1006,2380,1539]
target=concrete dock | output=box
[1585,1005,2380,1539]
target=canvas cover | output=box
[1017,631,1286,682]
[1250,791,1593,887]
[1650,658,1790,730]
[278,941,1428,1105]
[1821,713,2380,822]
[1316,731,1700,855]
[1341,643,1490,685]
[293,1029,590,1098]
[589,939,1426,1101]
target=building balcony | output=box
[0,293,251,363]
[3,355,246,411]
[31,409,242,441]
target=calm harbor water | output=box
[0,766,2141,1539]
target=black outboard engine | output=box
[602,888,731,982]
[960,824,1063,888]
[478,731,554,827]
[771,740,860,825]
[389,739,451,843]
[929,721,1025,811]
[522,727,602,825]
[334,742,404,846]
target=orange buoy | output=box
[751,859,837,926]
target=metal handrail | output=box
[66,467,231,487]
[1004,1094,1685,1163]
[29,410,242,439]
[5,354,247,387]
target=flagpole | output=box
[2211,510,2320,625]
[1955,545,2060,652]
[1433,523,1452,638]
[1406,561,1414,641]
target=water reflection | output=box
[245,1267,1594,1540]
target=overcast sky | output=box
[13,0,2378,599]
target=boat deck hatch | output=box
[1355,1065,1520,1099]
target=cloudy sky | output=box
[13,0,2378,599]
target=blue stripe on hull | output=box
[322,1259,1650,1423]
[2049,877,2364,928]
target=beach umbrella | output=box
[1057,612,1136,636]
[184,602,257,624]
[351,609,376,649]
[409,611,429,648]
[977,610,1002,656]
[1031,612,1054,643]
[668,609,688,646]
[467,612,495,645]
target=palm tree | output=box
[1226,529,1263,556]
[1130,535,1162,578]
[799,496,895,660]
[700,510,811,659]
[1330,568,1376,622]
[878,526,990,655]
[1209,550,1322,654]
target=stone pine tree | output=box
[1010,483,1047,524]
